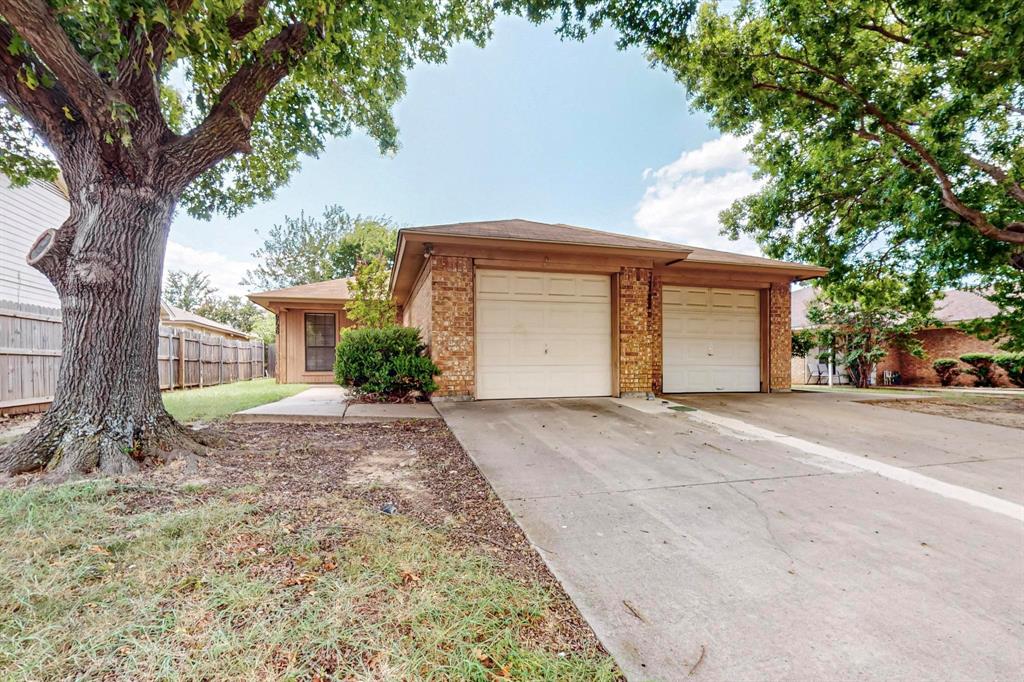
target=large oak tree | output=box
[514,0,1023,279]
[0,0,491,475]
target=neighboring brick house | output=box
[791,287,1010,387]
[387,219,826,400]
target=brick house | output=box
[791,287,1010,387]
[386,219,826,400]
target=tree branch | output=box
[0,19,76,152]
[863,103,1024,244]
[158,21,311,191]
[0,0,118,131]
[227,0,267,41]
[966,154,1024,204]
[752,81,839,112]
[857,23,910,46]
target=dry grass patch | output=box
[865,395,1024,430]
[0,422,618,681]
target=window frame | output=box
[303,312,337,372]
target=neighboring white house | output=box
[2,173,248,340]
[160,302,251,340]
[0,175,69,308]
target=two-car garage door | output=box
[662,286,761,393]
[474,272,761,398]
[476,270,612,399]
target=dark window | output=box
[304,313,336,372]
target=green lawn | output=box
[0,480,618,680]
[163,378,308,422]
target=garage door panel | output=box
[663,286,760,393]
[547,275,578,297]
[476,270,612,399]
[578,277,612,299]
[476,336,513,364]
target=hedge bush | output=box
[959,352,997,388]
[994,352,1024,388]
[335,326,439,398]
[931,358,961,387]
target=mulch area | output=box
[865,396,1024,430]
[4,420,605,657]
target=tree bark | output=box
[0,183,208,475]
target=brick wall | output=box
[894,327,1010,387]
[618,267,654,396]
[769,283,792,391]
[429,255,474,398]
[650,275,664,394]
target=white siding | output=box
[0,176,69,308]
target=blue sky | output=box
[166,16,759,294]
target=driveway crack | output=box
[728,483,797,570]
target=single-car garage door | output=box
[662,286,760,392]
[476,270,612,399]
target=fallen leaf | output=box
[283,572,317,587]
[87,545,110,556]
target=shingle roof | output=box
[248,277,352,302]
[933,289,1000,323]
[160,303,249,338]
[402,219,690,252]
[401,219,823,271]
[791,287,999,329]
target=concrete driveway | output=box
[437,393,1024,681]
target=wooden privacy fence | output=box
[1,299,265,414]
[158,327,265,390]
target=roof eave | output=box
[399,228,695,259]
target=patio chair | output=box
[808,361,827,385]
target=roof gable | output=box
[247,277,352,309]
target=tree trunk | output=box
[0,183,208,476]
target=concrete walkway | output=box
[438,394,1023,681]
[232,385,439,423]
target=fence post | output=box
[199,336,204,388]
[177,329,186,389]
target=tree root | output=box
[0,409,215,477]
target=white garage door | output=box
[476,270,612,399]
[663,286,761,392]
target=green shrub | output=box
[335,326,439,398]
[931,358,961,387]
[994,352,1024,388]
[959,352,997,388]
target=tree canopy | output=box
[512,0,1024,281]
[163,268,268,333]
[242,206,397,291]
[1,0,493,208]
[344,255,398,329]
[162,270,216,311]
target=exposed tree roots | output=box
[0,410,222,478]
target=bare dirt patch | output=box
[866,396,1024,429]
[156,421,609,656]
[0,414,40,444]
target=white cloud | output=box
[164,241,254,296]
[635,134,763,254]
